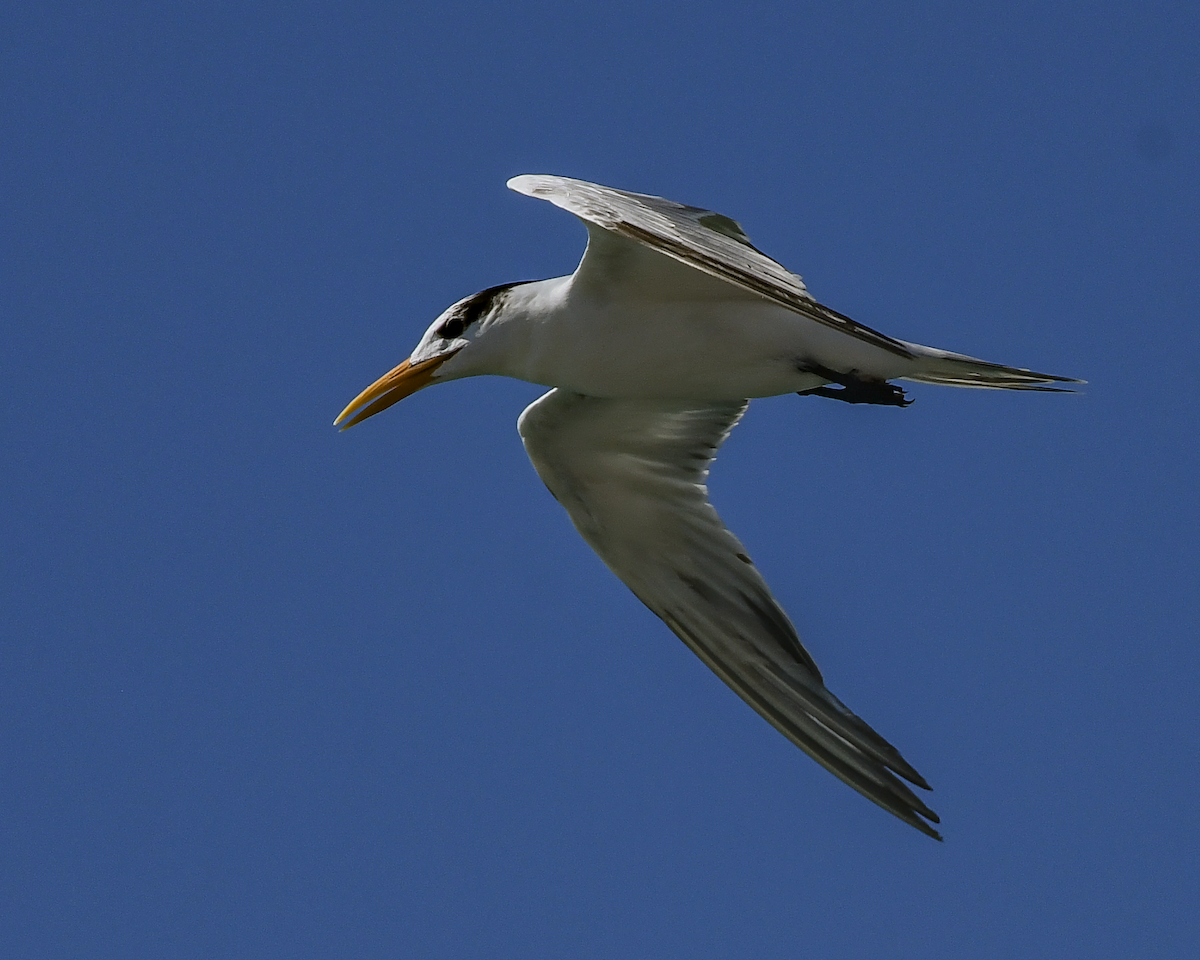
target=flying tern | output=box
[336,175,1078,840]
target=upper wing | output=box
[508,174,914,359]
[518,389,941,839]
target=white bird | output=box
[336,175,1078,840]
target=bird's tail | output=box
[900,343,1082,391]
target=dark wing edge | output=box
[508,175,916,360]
[900,349,1085,391]
[517,389,942,839]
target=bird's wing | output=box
[518,389,941,838]
[508,174,914,359]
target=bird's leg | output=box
[797,363,913,407]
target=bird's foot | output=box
[797,364,913,407]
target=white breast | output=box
[500,277,914,399]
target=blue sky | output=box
[3,2,1197,957]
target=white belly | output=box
[515,292,913,400]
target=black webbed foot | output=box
[797,364,913,407]
[798,382,912,406]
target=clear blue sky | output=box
[3,2,1197,957]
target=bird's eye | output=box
[436,281,524,341]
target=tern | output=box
[336,175,1078,840]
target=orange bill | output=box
[334,350,460,430]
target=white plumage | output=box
[336,175,1080,839]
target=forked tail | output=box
[901,343,1082,391]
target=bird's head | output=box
[334,281,527,430]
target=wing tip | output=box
[507,174,559,197]
[917,821,945,842]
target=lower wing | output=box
[517,389,941,839]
